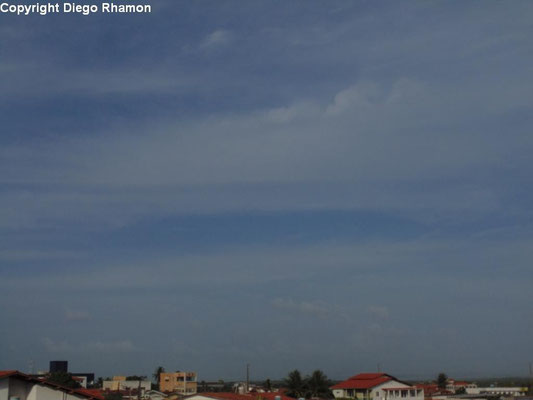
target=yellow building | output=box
[160,372,197,394]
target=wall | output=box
[8,377,32,400]
[1,377,91,400]
[1,379,9,400]
[103,380,151,391]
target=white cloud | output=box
[367,305,390,320]
[43,338,136,354]
[272,298,331,318]
[65,309,92,321]
[201,29,232,48]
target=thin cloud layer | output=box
[0,0,532,381]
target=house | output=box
[0,370,104,400]
[445,380,477,393]
[414,384,453,400]
[144,390,168,400]
[160,372,197,395]
[331,373,424,400]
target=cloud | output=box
[43,338,136,354]
[272,298,331,318]
[367,305,389,320]
[201,29,232,48]
[65,309,92,322]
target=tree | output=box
[306,370,332,399]
[46,371,81,389]
[264,379,272,392]
[126,376,146,381]
[437,373,448,390]
[153,366,165,389]
[285,370,306,398]
[455,387,466,395]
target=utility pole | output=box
[528,361,533,396]
[246,364,250,394]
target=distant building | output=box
[0,370,103,400]
[184,392,294,400]
[331,373,424,400]
[446,380,477,393]
[414,383,453,399]
[50,361,69,373]
[43,361,94,388]
[103,377,151,392]
[160,372,197,395]
[466,387,528,397]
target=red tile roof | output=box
[76,389,105,400]
[331,373,396,390]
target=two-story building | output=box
[160,372,197,395]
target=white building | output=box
[0,371,102,400]
[466,387,528,397]
[331,373,424,400]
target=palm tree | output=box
[153,366,165,387]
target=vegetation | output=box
[285,370,306,398]
[306,370,332,398]
[153,366,165,390]
[126,375,147,381]
[437,373,448,389]
[284,369,333,399]
[153,367,165,383]
[46,371,81,389]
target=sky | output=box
[1,0,533,382]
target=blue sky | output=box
[1,0,533,382]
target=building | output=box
[49,362,68,374]
[144,390,168,400]
[184,392,294,400]
[331,373,424,400]
[160,372,197,395]
[465,387,528,397]
[446,380,477,393]
[103,376,151,393]
[0,370,103,400]
[42,361,94,388]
